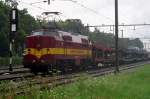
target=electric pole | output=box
[48,0,50,5]
[121,30,123,38]
[144,43,147,50]
[115,0,119,73]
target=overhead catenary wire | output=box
[30,0,47,5]
[16,0,50,11]
[63,0,136,28]
[16,0,114,24]
[68,0,114,22]
[13,0,129,24]
[16,0,69,21]
[12,0,150,38]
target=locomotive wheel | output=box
[58,66,65,74]
[30,66,38,75]
[58,65,67,74]
[41,65,49,75]
[72,65,79,72]
[56,61,67,74]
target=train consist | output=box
[119,47,149,64]
[23,28,149,74]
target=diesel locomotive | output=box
[23,28,114,74]
[23,28,149,74]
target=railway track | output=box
[0,61,149,81]
[90,61,150,77]
[0,67,31,80]
[0,68,30,74]
[0,61,149,95]
[0,65,24,70]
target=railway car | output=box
[119,49,136,64]
[119,47,149,64]
[92,43,114,67]
[23,29,93,74]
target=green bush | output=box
[0,57,22,66]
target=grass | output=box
[0,64,150,99]
[0,56,22,66]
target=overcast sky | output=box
[12,0,150,45]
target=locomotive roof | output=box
[58,30,88,43]
[29,29,90,44]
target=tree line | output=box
[0,1,143,57]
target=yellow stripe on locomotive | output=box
[24,48,92,58]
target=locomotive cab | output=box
[23,29,58,73]
[23,29,92,74]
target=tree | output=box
[89,28,115,47]
[128,38,143,49]
[57,19,89,35]
[0,1,40,57]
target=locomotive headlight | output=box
[41,59,45,63]
[32,60,36,63]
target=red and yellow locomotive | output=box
[23,28,114,74]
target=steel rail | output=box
[0,61,149,81]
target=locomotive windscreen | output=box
[32,31,43,35]
[32,29,60,37]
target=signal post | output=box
[9,0,18,71]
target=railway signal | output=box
[9,0,18,71]
[10,8,18,39]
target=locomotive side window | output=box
[104,51,111,58]
[32,30,60,38]
[33,31,43,35]
[81,38,88,44]
[63,36,72,41]
[97,50,103,58]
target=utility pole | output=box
[110,25,115,35]
[9,0,18,71]
[121,29,123,38]
[48,0,50,5]
[87,24,150,28]
[144,43,147,50]
[115,0,119,73]
[113,25,115,35]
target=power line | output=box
[16,0,114,23]
[16,0,50,11]
[16,0,70,20]
[30,0,47,5]
[87,23,150,27]
[68,0,114,22]
[61,0,129,24]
